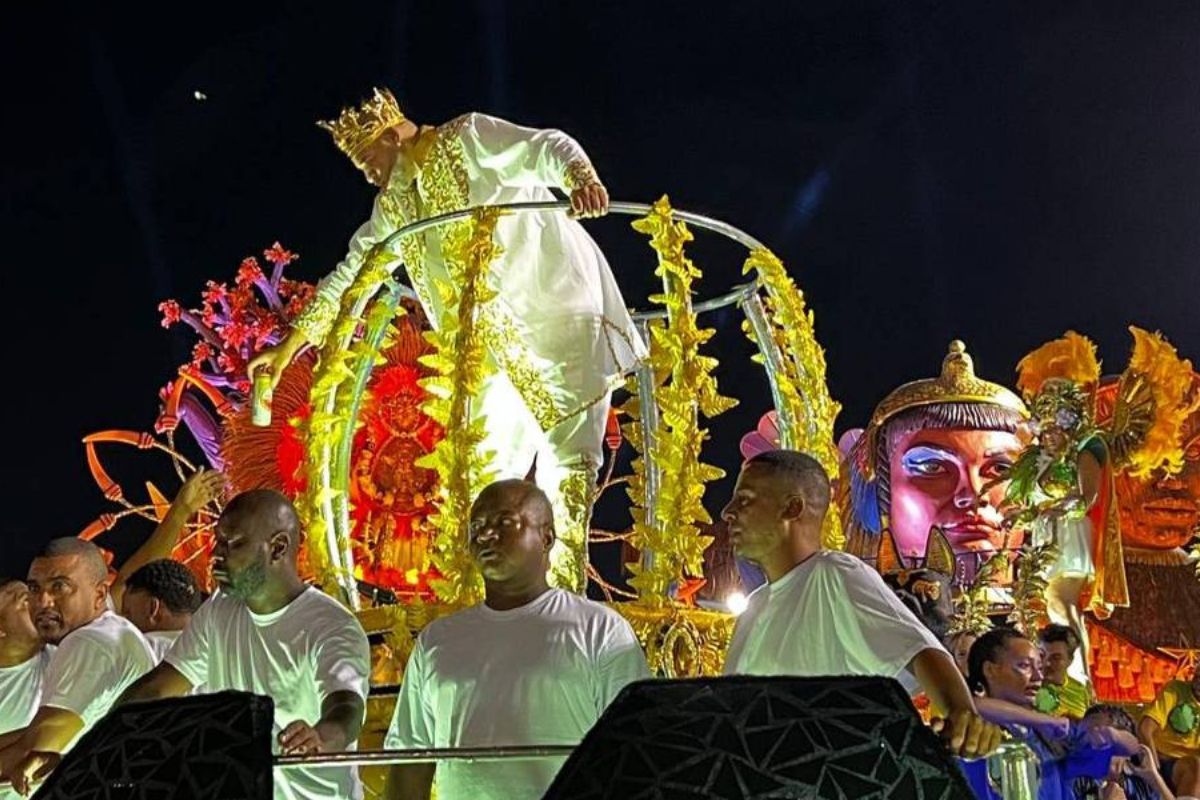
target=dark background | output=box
[4,1,1200,582]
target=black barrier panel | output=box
[544,675,973,800]
[33,691,274,800]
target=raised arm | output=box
[111,469,225,608]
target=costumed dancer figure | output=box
[842,341,1029,588]
[250,89,646,592]
[1006,328,1194,683]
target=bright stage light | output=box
[726,591,748,616]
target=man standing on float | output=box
[250,89,645,592]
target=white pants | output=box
[470,368,609,590]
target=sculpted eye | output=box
[982,460,1014,480]
[905,459,948,477]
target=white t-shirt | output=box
[0,647,53,735]
[386,588,651,800]
[723,551,945,691]
[144,629,180,663]
[0,648,53,800]
[166,588,371,800]
[41,611,155,744]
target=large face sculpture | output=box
[888,426,1023,560]
[845,342,1029,577]
[1106,376,1200,551]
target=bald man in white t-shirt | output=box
[720,449,1001,760]
[120,490,370,800]
[385,480,650,800]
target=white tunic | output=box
[166,589,371,800]
[723,551,945,692]
[385,588,651,800]
[296,113,646,430]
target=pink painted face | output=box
[888,428,1024,560]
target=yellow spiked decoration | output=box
[624,196,737,604]
[742,248,844,549]
[416,207,506,607]
[296,247,399,596]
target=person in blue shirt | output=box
[961,627,1139,800]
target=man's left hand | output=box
[278,721,326,757]
[938,708,1003,760]
[569,183,609,219]
[10,752,58,797]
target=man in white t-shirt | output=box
[720,449,1000,760]
[0,579,53,800]
[120,559,204,662]
[119,489,371,800]
[0,539,155,795]
[385,479,650,800]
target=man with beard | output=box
[720,449,1000,759]
[0,580,53,800]
[0,539,154,795]
[384,479,650,800]
[119,490,370,800]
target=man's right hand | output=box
[247,329,308,392]
[176,469,227,514]
[938,708,1003,760]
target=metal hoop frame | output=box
[321,201,797,608]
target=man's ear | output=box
[269,531,290,563]
[149,597,164,626]
[94,580,109,613]
[780,493,806,522]
[542,523,556,553]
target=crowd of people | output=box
[0,451,1194,799]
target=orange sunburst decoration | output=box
[221,311,443,598]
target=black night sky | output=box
[5,2,1200,581]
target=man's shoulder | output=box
[54,613,149,669]
[293,588,367,635]
[810,550,875,576]
[438,112,480,140]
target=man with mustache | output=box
[720,449,1000,759]
[0,580,53,800]
[384,479,650,800]
[0,539,155,795]
[119,490,371,800]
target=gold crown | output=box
[317,88,408,161]
[869,340,1028,429]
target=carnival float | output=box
[78,194,1200,792]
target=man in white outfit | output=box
[0,579,53,800]
[250,89,646,592]
[385,479,650,800]
[0,539,155,795]
[119,489,371,800]
[720,449,1001,760]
